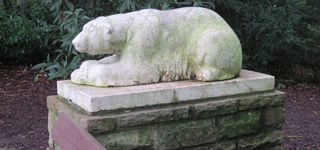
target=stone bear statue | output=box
[71,7,242,87]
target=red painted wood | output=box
[51,112,106,150]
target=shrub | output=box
[299,0,320,80]
[216,0,320,81]
[0,0,54,65]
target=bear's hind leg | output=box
[194,28,241,81]
[196,66,235,81]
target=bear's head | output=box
[72,18,113,55]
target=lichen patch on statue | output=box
[71,7,242,87]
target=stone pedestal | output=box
[48,70,284,150]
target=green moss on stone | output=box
[238,130,282,150]
[238,91,284,111]
[48,110,58,130]
[217,111,261,139]
[95,126,156,150]
[263,106,284,127]
[184,140,236,150]
[193,98,238,118]
[158,119,216,150]
[172,94,179,103]
[88,117,116,134]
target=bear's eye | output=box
[107,29,112,34]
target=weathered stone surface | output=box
[238,91,284,110]
[58,70,275,113]
[95,126,156,150]
[50,90,284,134]
[48,88,285,150]
[270,146,282,150]
[263,107,284,126]
[48,96,117,134]
[184,141,236,150]
[184,146,210,150]
[158,119,216,150]
[47,96,84,124]
[48,110,57,148]
[86,116,116,134]
[211,141,237,150]
[116,106,190,129]
[48,89,284,134]
[193,98,238,118]
[238,130,282,150]
[217,111,261,139]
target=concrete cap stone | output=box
[57,70,275,113]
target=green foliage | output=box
[0,0,54,64]
[32,54,82,79]
[299,0,320,79]
[33,0,91,79]
[217,0,319,81]
[215,0,308,66]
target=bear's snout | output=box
[72,34,86,53]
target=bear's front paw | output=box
[71,60,102,84]
[71,69,87,84]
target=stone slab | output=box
[57,70,275,113]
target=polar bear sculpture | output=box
[71,7,242,87]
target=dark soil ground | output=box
[283,84,320,149]
[0,66,56,150]
[0,66,319,150]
